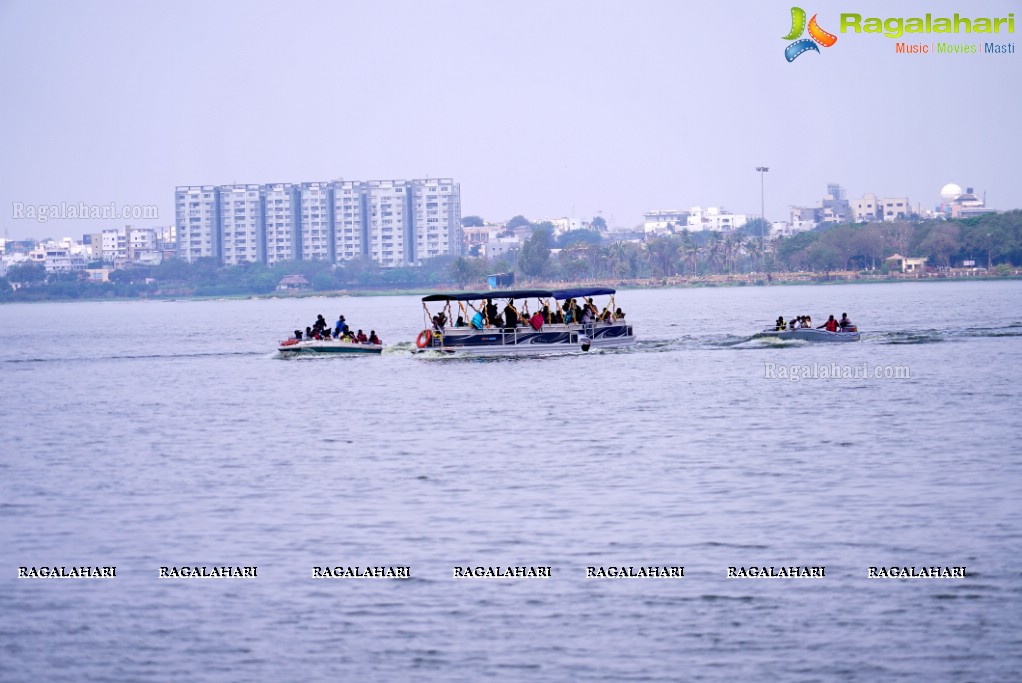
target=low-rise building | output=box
[885,253,927,273]
[643,210,689,237]
[687,206,747,232]
[482,236,522,261]
[546,217,585,236]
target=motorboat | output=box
[278,338,384,355]
[756,327,861,342]
[415,287,635,355]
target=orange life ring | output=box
[416,329,432,348]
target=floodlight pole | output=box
[756,166,769,272]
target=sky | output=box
[1,0,1020,240]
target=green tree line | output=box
[3,211,1019,301]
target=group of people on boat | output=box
[432,297,625,332]
[291,313,381,345]
[774,312,854,332]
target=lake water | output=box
[1,280,1020,682]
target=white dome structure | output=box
[940,183,963,203]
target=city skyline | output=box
[176,177,461,267]
[1,0,1019,240]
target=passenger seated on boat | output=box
[455,315,466,327]
[563,301,575,324]
[775,316,786,331]
[369,330,381,345]
[492,313,504,328]
[615,307,625,320]
[485,299,499,327]
[294,329,303,340]
[541,304,551,324]
[571,300,583,323]
[550,309,564,324]
[503,302,518,329]
[357,330,368,342]
[306,326,314,340]
[839,313,852,330]
[818,315,838,332]
[581,307,593,324]
[804,315,812,327]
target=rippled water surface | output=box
[1,280,1020,682]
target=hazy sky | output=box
[1,0,1020,240]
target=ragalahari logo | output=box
[783,7,838,61]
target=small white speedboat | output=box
[756,327,861,343]
[278,338,384,355]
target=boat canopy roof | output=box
[550,287,616,299]
[421,287,617,303]
[421,289,554,302]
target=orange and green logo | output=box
[783,7,838,62]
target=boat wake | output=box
[873,322,1022,344]
[3,350,263,364]
[632,334,809,352]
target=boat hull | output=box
[279,340,384,354]
[416,322,635,355]
[757,328,861,342]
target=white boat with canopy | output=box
[415,287,635,355]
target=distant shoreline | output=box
[2,271,1020,304]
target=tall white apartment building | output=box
[366,180,412,267]
[219,185,264,266]
[263,183,300,266]
[176,178,460,266]
[411,178,461,261]
[333,181,368,261]
[299,182,333,262]
[176,186,220,261]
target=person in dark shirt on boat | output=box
[294,329,303,340]
[455,315,466,327]
[615,307,625,320]
[818,315,838,332]
[775,316,787,331]
[503,301,518,329]
[485,299,499,327]
[839,313,853,330]
[368,330,381,345]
